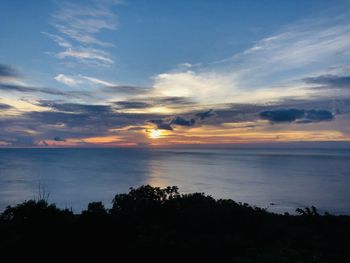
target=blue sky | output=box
[1,0,350,147]
[1,0,345,86]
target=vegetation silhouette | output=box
[0,185,349,262]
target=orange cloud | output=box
[82,135,122,144]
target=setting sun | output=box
[150,129,162,139]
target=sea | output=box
[0,148,350,214]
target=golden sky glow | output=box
[82,136,122,144]
[47,120,350,148]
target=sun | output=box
[150,129,162,139]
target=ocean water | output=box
[0,148,350,214]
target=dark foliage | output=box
[0,185,349,262]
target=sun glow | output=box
[150,129,162,139]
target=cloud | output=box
[0,64,19,78]
[42,32,72,48]
[113,96,194,109]
[102,85,150,95]
[0,97,347,147]
[29,101,161,132]
[53,74,117,89]
[0,64,69,97]
[303,74,350,89]
[195,109,215,120]
[56,47,114,65]
[53,136,66,142]
[259,109,334,123]
[7,136,36,147]
[147,119,173,131]
[0,102,150,146]
[156,109,213,128]
[304,110,334,122]
[37,101,112,114]
[54,74,81,87]
[154,16,350,107]
[148,116,197,130]
[80,76,115,86]
[147,113,206,131]
[0,83,65,96]
[170,116,195,127]
[0,103,12,110]
[114,101,151,109]
[260,109,305,122]
[234,22,350,76]
[54,73,116,91]
[52,1,118,47]
[153,96,195,105]
[152,70,238,105]
[45,0,118,66]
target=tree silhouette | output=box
[0,185,349,262]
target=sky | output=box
[1,0,350,147]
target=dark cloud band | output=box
[0,64,19,78]
[260,109,334,123]
[303,74,350,89]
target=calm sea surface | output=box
[0,148,350,214]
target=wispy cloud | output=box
[80,75,115,86]
[55,47,114,65]
[44,32,114,66]
[44,0,118,66]
[0,64,65,96]
[42,32,72,48]
[54,74,81,87]
[53,73,115,88]
[229,19,350,90]
[150,16,350,108]
[52,1,118,47]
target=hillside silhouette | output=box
[0,185,349,262]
